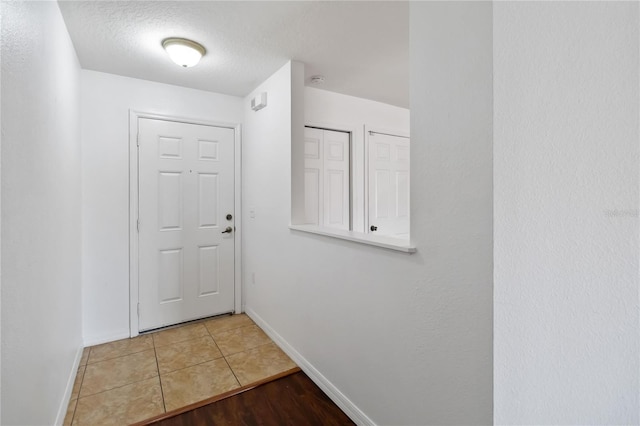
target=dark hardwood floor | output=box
[148,371,355,426]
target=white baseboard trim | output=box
[83,330,131,347]
[245,308,376,426]
[54,344,84,426]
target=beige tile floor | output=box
[64,314,297,425]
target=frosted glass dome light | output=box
[162,38,206,68]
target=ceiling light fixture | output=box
[162,38,206,68]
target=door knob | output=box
[370,225,378,232]
[222,226,233,234]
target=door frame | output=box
[128,110,242,338]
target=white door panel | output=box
[304,127,350,230]
[138,118,235,331]
[323,130,349,229]
[368,132,410,238]
[304,128,323,225]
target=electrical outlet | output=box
[249,207,256,219]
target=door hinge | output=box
[137,303,140,317]
[136,133,140,147]
[137,219,140,232]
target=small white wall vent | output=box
[251,92,267,111]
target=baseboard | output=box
[54,344,84,426]
[83,330,131,347]
[245,308,376,426]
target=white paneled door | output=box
[304,127,350,230]
[138,118,235,331]
[367,132,410,238]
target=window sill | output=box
[289,224,416,253]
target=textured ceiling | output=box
[58,1,409,108]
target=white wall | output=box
[1,2,83,424]
[81,71,243,345]
[243,3,493,424]
[305,87,409,130]
[304,88,410,232]
[494,2,640,424]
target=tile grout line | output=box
[68,398,78,426]
[152,326,212,349]
[76,372,161,400]
[208,324,268,358]
[148,316,256,350]
[86,334,156,363]
[155,338,282,377]
[155,317,244,411]
[153,345,168,414]
[71,347,90,425]
[150,322,228,376]
[86,346,153,366]
[79,348,158,398]
[156,319,248,408]
[153,336,209,350]
[206,322,256,340]
[159,354,227,376]
[224,341,274,359]
[221,354,243,388]
[209,321,280,387]
[140,313,232,336]
[154,321,226,376]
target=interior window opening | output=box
[302,124,410,240]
